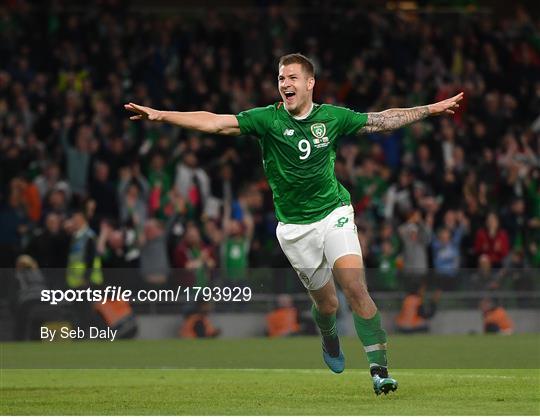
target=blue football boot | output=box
[322,336,345,374]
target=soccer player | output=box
[125,53,463,395]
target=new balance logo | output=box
[283,129,295,136]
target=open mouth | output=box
[284,91,296,100]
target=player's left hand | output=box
[124,102,162,121]
[428,92,464,115]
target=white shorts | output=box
[276,205,362,291]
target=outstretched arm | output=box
[358,92,463,134]
[124,103,241,136]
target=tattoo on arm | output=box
[359,106,430,133]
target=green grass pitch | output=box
[1,335,539,415]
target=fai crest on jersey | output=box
[311,123,326,138]
[310,123,329,148]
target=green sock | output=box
[311,304,337,338]
[353,311,388,367]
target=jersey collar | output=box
[284,102,315,120]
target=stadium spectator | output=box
[99,137,134,183]
[398,210,433,285]
[89,161,118,224]
[384,169,414,222]
[118,164,149,228]
[412,144,436,186]
[41,187,70,222]
[0,184,30,267]
[8,255,49,340]
[479,297,514,335]
[431,210,467,290]
[173,222,216,287]
[373,240,400,291]
[64,209,103,333]
[147,152,173,218]
[266,294,300,337]
[94,299,138,339]
[462,195,486,267]
[33,162,70,201]
[179,301,220,339]
[372,222,400,257]
[353,157,388,219]
[174,152,210,218]
[395,283,440,334]
[210,162,236,208]
[501,198,529,250]
[65,209,103,289]
[231,183,262,223]
[96,220,140,290]
[60,119,94,199]
[474,212,510,268]
[220,199,254,285]
[164,189,189,259]
[25,212,69,288]
[15,175,41,223]
[139,219,170,287]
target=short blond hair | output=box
[278,53,315,77]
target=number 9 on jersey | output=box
[298,139,311,160]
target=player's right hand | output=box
[427,92,463,115]
[124,103,162,121]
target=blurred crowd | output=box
[0,0,539,295]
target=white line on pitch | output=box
[156,368,523,379]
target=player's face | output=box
[278,63,315,115]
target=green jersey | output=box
[236,103,367,224]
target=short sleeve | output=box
[330,105,368,136]
[236,105,274,138]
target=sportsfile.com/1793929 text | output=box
[40,286,253,305]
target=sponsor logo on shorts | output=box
[298,271,310,286]
[335,217,349,228]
